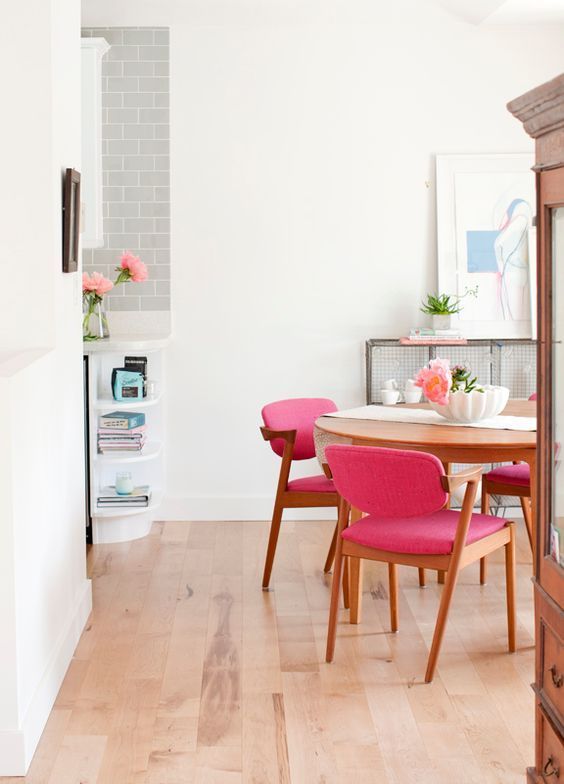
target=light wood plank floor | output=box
[2,518,535,784]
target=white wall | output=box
[0,0,91,775]
[81,0,564,520]
[165,3,564,520]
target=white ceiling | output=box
[437,0,564,24]
[81,0,564,27]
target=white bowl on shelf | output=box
[428,385,510,423]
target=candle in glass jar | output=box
[115,471,134,495]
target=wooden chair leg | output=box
[480,558,488,586]
[324,523,338,573]
[262,499,284,589]
[418,568,426,587]
[519,497,534,553]
[389,563,398,632]
[425,561,461,683]
[437,571,445,584]
[342,557,350,609]
[505,523,517,653]
[349,557,363,624]
[480,484,490,585]
[326,546,345,664]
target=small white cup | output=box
[404,386,423,404]
[383,379,399,390]
[405,378,417,391]
[381,389,400,405]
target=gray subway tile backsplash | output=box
[139,171,168,187]
[123,30,155,45]
[141,296,170,310]
[123,61,155,77]
[107,171,139,186]
[139,46,169,61]
[107,77,139,92]
[140,201,169,217]
[83,27,170,313]
[107,45,140,62]
[109,202,140,217]
[139,108,168,124]
[124,186,154,201]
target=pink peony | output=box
[415,357,452,406]
[120,251,148,283]
[82,271,114,296]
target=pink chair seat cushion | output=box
[485,463,530,488]
[287,474,335,493]
[341,509,507,555]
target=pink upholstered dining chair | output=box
[325,444,516,683]
[260,398,339,589]
[479,392,536,584]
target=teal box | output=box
[112,368,144,401]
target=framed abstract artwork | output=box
[436,153,535,338]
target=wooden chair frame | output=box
[326,465,517,683]
[261,426,339,589]
[479,461,532,585]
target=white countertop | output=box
[83,334,171,353]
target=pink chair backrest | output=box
[262,398,338,460]
[326,444,448,517]
[529,392,537,401]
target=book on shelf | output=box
[400,336,468,345]
[98,442,146,453]
[98,411,146,430]
[98,425,146,436]
[98,434,146,443]
[409,327,463,338]
[97,485,152,508]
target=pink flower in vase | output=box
[120,251,148,282]
[82,271,114,297]
[414,357,452,406]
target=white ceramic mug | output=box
[383,379,399,390]
[405,378,417,391]
[381,389,400,405]
[404,386,422,404]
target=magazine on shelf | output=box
[97,485,152,507]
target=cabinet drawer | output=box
[540,619,564,724]
[538,708,563,783]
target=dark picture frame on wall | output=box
[62,168,81,273]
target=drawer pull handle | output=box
[549,665,564,689]
[543,756,560,778]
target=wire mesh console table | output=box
[366,339,537,405]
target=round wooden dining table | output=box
[315,399,536,623]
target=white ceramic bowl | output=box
[428,385,510,423]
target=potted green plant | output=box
[420,286,478,330]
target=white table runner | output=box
[323,405,536,432]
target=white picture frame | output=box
[436,153,535,338]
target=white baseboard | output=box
[0,579,92,776]
[159,495,337,522]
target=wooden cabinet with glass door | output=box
[509,75,564,782]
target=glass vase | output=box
[83,296,110,341]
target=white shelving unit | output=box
[84,335,169,544]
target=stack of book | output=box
[97,485,152,509]
[98,411,147,454]
[400,328,467,345]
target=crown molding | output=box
[508,73,564,139]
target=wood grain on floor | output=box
[1,518,534,784]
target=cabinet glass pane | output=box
[551,207,564,571]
